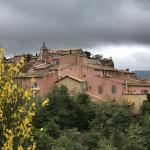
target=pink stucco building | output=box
[10,43,150,103]
[58,64,130,100]
[15,72,58,96]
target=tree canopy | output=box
[32,85,150,150]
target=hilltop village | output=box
[1,43,150,111]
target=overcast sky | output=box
[0,0,150,70]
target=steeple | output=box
[40,42,48,62]
[40,42,47,50]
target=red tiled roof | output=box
[125,78,150,86]
[34,63,51,69]
[56,75,86,83]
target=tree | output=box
[33,86,96,149]
[52,129,88,150]
[139,115,150,149]
[90,102,133,133]
[84,51,91,59]
[0,60,36,149]
[90,101,134,149]
[94,54,103,60]
[141,101,150,115]
[33,85,73,149]
[122,124,146,150]
[33,86,149,150]
[97,138,117,150]
[72,93,95,130]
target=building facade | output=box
[5,43,150,110]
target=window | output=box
[112,85,117,94]
[56,60,59,65]
[32,83,40,90]
[98,85,103,94]
[141,90,148,94]
[133,90,136,94]
[32,83,38,88]
[82,82,87,92]
[83,75,86,78]
[104,71,112,77]
[89,86,92,91]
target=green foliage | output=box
[139,115,150,149]
[122,124,146,150]
[52,129,88,150]
[97,138,117,150]
[94,54,103,60]
[147,94,150,102]
[33,85,150,150]
[141,100,150,115]
[90,102,133,133]
[72,93,95,130]
[84,51,91,59]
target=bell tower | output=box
[40,42,48,62]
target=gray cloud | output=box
[113,49,150,70]
[0,0,150,58]
[130,51,150,70]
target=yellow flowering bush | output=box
[0,60,36,149]
[42,98,49,107]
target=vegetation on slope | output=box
[33,85,150,150]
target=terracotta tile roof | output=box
[56,75,86,83]
[61,48,83,51]
[14,71,55,78]
[34,63,51,69]
[49,66,58,70]
[86,65,117,71]
[48,48,83,52]
[126,78,150,86]
[86,65,135,76]
[120,70,135,74]
[68,75,86,82]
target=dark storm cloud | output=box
[0,0,150,55]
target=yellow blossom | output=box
[31,102,36,109]
[0,60,36,149]
[42,98,49,107]
[24,90,30,100]
[40,128,44,131]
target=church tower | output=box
[40,42,49,62]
